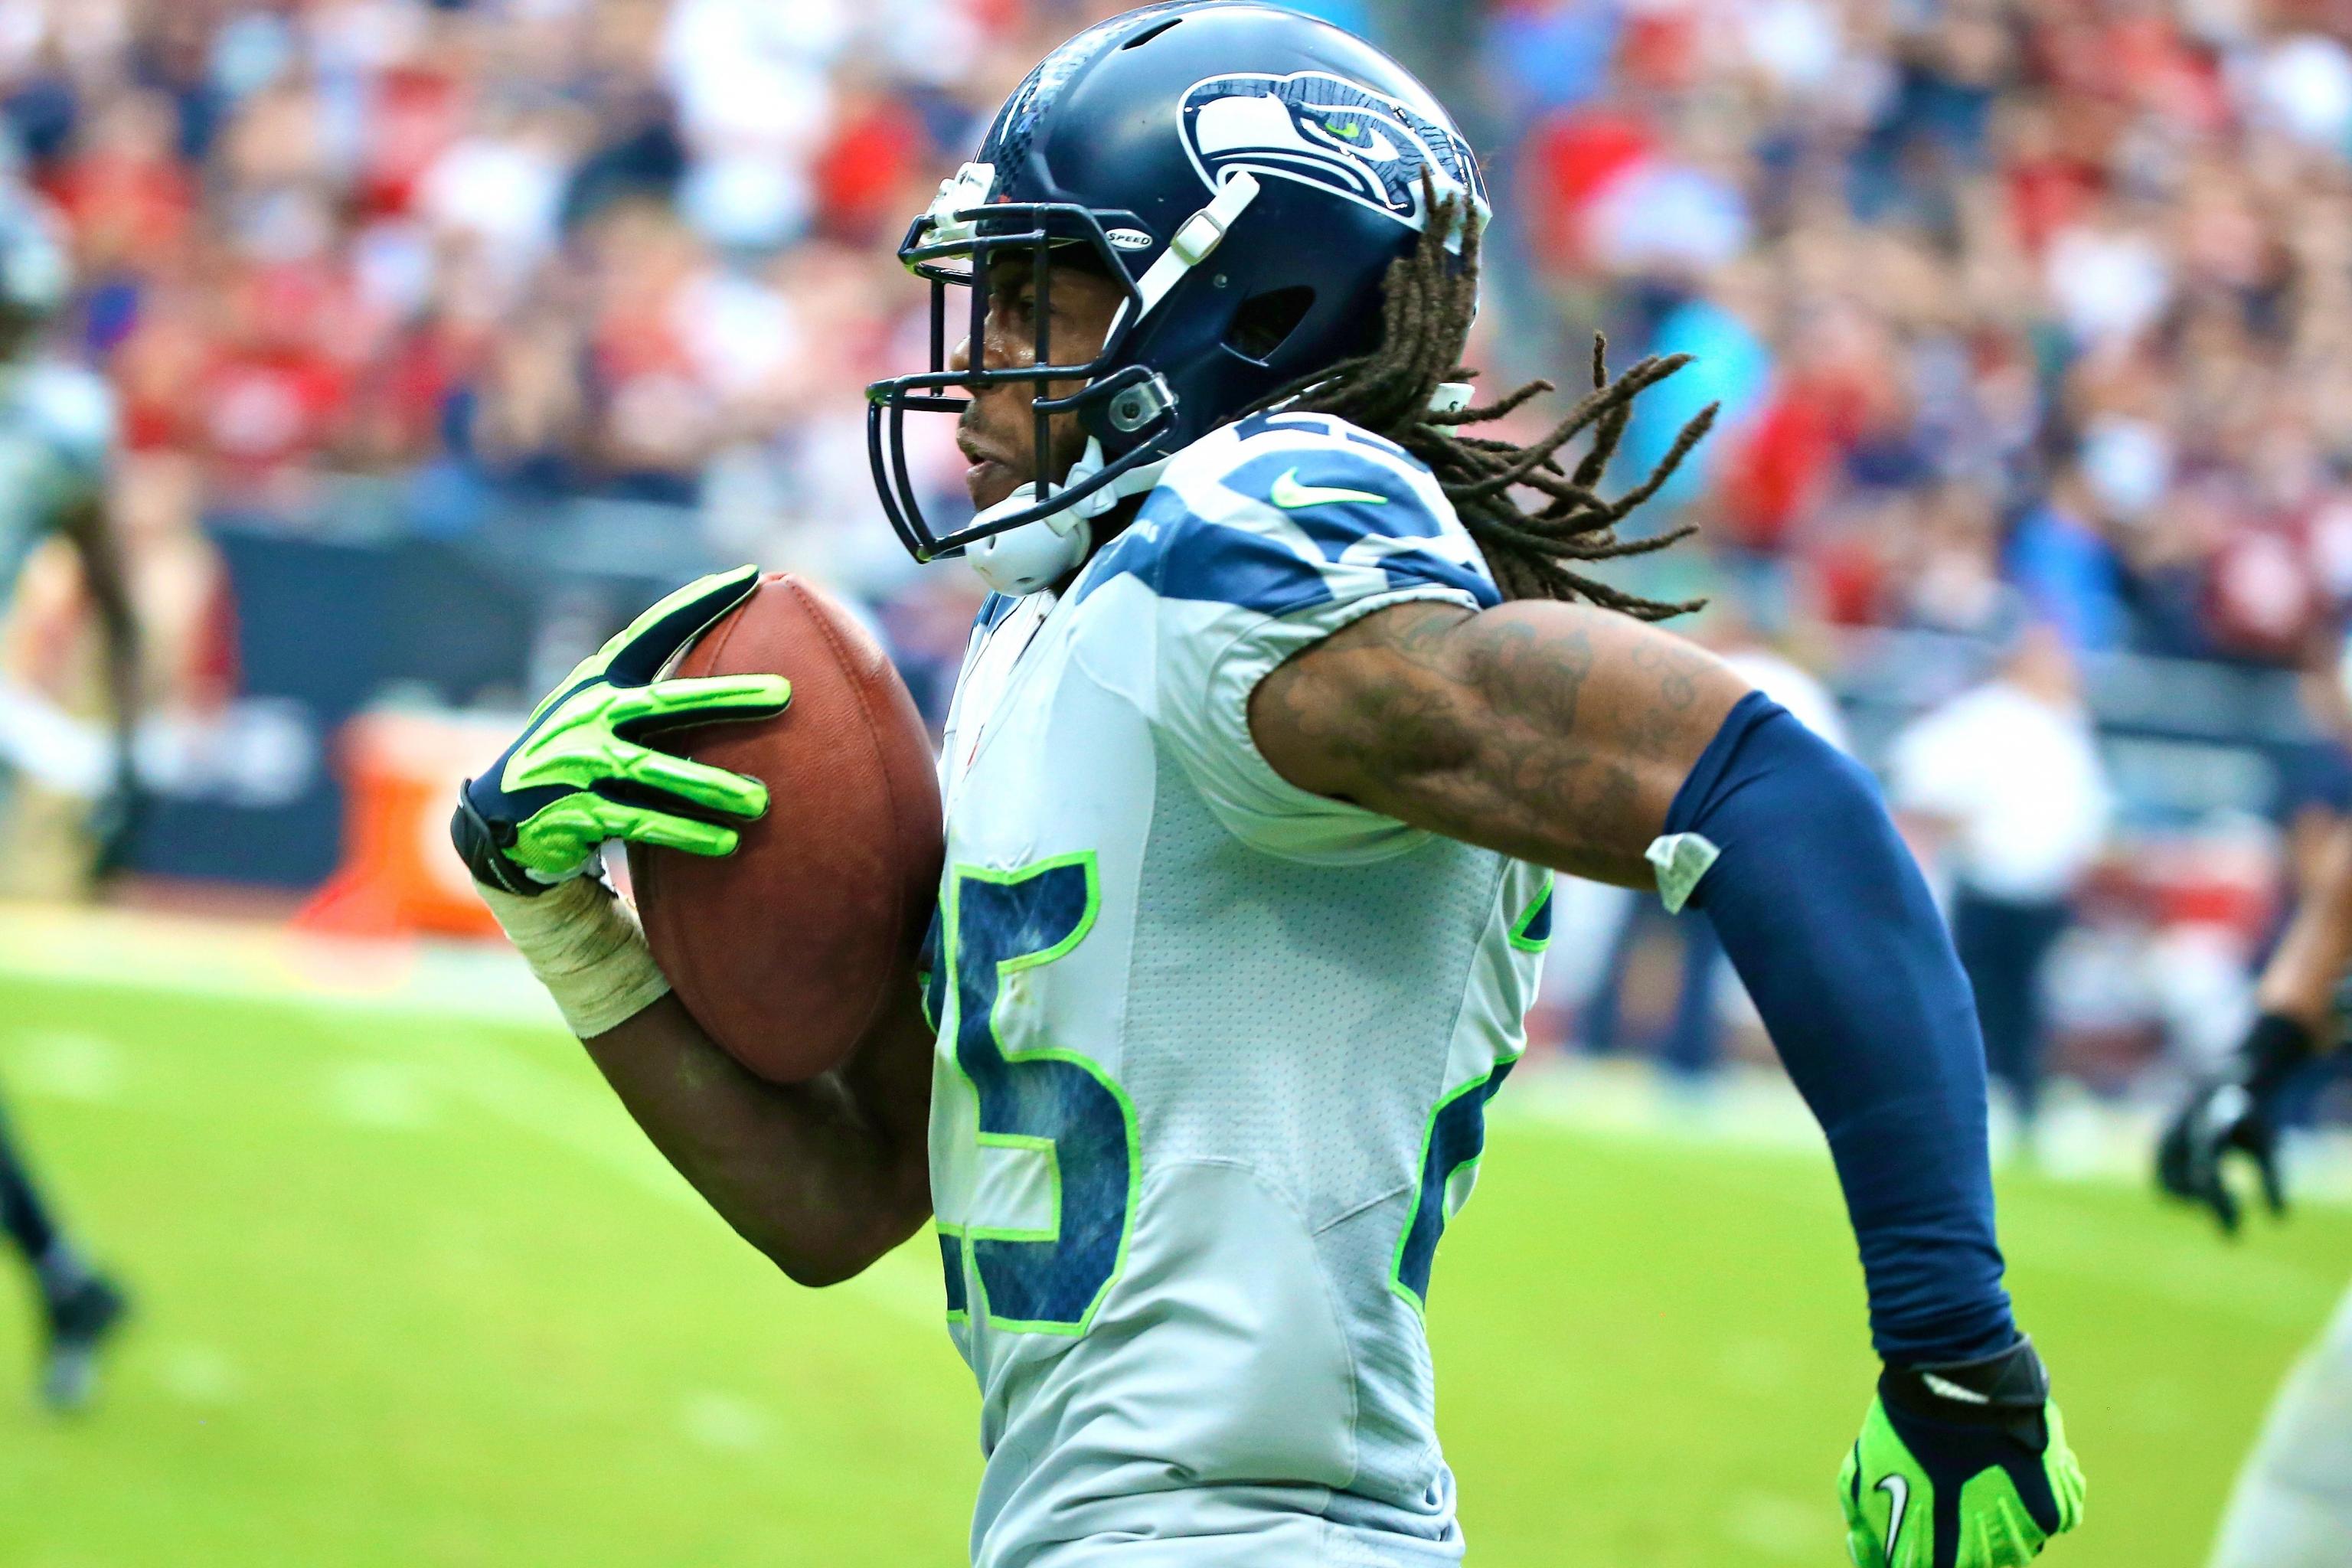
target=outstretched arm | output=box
[1255,599,2082,1567]
[1253,599,1743,887]
[1254,597,2011,1355]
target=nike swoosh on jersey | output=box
[1877,1473,1910,1560]
[1269,467,1389,509]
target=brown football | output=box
[632,573,942,1083]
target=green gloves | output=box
[1841,1338,2085,1567]
[452,566,790,896]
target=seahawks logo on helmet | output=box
[1179,71,1487,235]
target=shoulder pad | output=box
[1161,410,1432,505]
[1077,412,1500,615]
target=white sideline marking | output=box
[679,1391,773,1453]
[0,904,969,1330]
[324,1060,437,1129]
[5,1030,126,1103]
[1497,1060,2352,1328]
[1720,1491,1817,1559]
[155,1344,244,1406]
[1495,1057,2352,1208]
[410,1029,946,1331]
[1714,1336,1798,1395]
[0,903,560,1030]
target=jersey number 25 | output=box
[937,853,1139,1336]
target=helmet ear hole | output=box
[1224,286,1315,364]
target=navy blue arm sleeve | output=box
[1665,691,2017,1364]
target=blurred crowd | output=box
[1501,0,2352,665]
[6,0,2352,1109]
[3,0,2350,652]
[1472,0,2352,1111]
[0,0,1119,588]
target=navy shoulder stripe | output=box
[1076,490,1334,616]
[1221,451,1501,609]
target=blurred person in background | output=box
[2266,635,2352,920]
[0,448,237,895]
[0,1083,123,1411]
[2158,704,2352,1566]
[1893,619,2112,1138]
[0,181,132,1409]
[0,186,142,893]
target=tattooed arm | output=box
[1250,599,1750,885]
[1257,597,2032,1370]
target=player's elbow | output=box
[758,1185,932,1289]
[769,1244,874,1290]
[760,1227,886,1289]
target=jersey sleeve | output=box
[1076,414,1500,861]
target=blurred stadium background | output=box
[4,0,2352,1563]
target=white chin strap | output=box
[965,440,1168,595]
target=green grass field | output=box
[0,959,2344,1567]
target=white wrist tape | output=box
[478,876,672,1039]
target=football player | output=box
[0,1091,123,1410]
[452,8,2084,1565]
[2161,809,2352,1565]
[0,184,135,1408]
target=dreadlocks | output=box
[1245,180,1716,619]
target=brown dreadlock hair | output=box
[1245,178,1717,619]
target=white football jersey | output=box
[0,358,110,598]
[924,412,1551,1567]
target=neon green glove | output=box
[451,566,790,895]
[1841,1337,2085,1567]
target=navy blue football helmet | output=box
[865,1,1489,593]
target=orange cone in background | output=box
[295,709,510,939]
